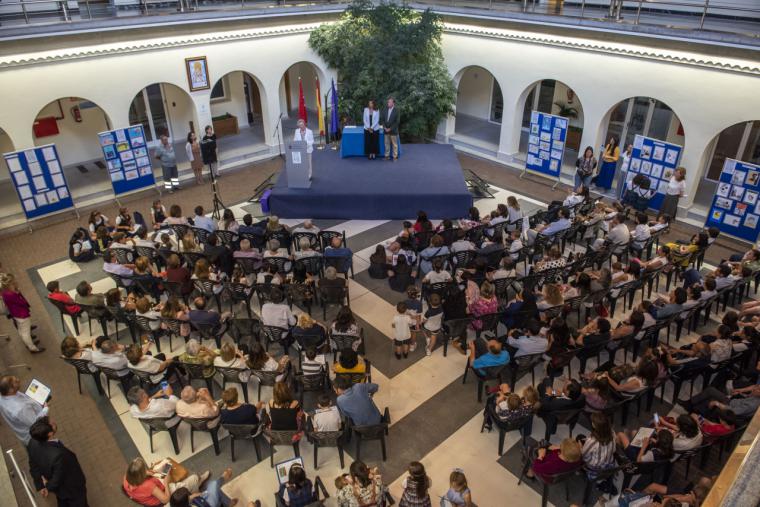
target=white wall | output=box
[209,71,250,128]
[33,98,110,166]
[550,81,584,129]
[456,67,494,120]
[0,130,15,182]
[161,84,196,139]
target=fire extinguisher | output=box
[71,105,82,123]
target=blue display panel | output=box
[98,125,156,195]
[625,134,682,210]
[526,111,567,179]
[705,158,760,243]
[3,144,74,219]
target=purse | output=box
[167,458,188,483]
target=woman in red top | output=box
[528,438,582,482]
[694,409,736,437]
[2,274,42,353]
[123,457,207,506]
[164,254,193,296]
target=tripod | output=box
[273,113,284,160]
[208,162,225,220]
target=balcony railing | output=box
[0,0,758,40]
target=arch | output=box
[206,70,268,156]
[0,127,20,217]
[692,120,760,209]
[128,82,197,148]
[278,61,327,129]
[451,65,505,150]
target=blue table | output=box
[340,126,401,158]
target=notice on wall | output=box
[705,158,760,243]
[625,134,682,210]
[526,111,567,179]
[98,125,156,195]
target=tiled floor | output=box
[0,151,751,507]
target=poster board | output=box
[3,144,74,219]
[526,111,567,179]
[98,125,156,195]
[625,135,682,210]
[704,158,760,243]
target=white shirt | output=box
[392,314,412,341]
[261,302,296,329]
[130,395,180,427]
[294,128,314,154]
[631,224,651,247]
[507,334,548,357]
[423,270,452,284]
[312,405,342,432]
[666,177,686,196]
[0,393,48,444]
[608,223,631,247]
[91,350,130,376]
[129,355,165,383]
[363,108,380,131]
[387,107,394,122]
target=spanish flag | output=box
[315,77,325,137]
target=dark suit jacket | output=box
[27,439,87,501]
[382,107,400,135]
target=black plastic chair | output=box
[292,231,320,251]
[252,367,288,401]
[180,362,215,393]
[462,363,507,403]
[441,317,472,357]
[139,416,181,454]
[517,446,581,507]
[181,415,221,455]
[48,297,81,335]
[97,366,133,398]
[191,226,212,244]
[222,422,262,462]
[108,305,138,345]
[294,256,324,278]
[318,230,346,251]
[61,356,104,396]
[159,316,189,352]
[261,325,291,354]
[539,407,582,440]
[263,256,292,275]
[191,320,226,349]
[264,428,301,467]
[215,366,252,403]
[214,229,239,248]
[192,279,223,311]
[507,353,544,388]
[318,285,349,320]
[113,247,135,264]
[351,407,390,462]
[331,330,364,361]
[134,315,164,353]
[481,404,532,455]
[295,370,330,405]
[306,417,346,469]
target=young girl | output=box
[399,461,431,507]
[392,302,413,360]
[443,469,474,507]
[150,200,167,230]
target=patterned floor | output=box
[28,183,730,507]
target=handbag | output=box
[166,458,188,483]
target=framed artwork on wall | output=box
[185,56,210,92]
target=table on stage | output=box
[340,126,401,158]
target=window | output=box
[490,81,503,123]
[210,78,227,101]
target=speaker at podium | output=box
[285,140,312,189]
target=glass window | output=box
[706,122,746,181]
[536,79,556,114]
[211,78,226,101]
[146,84,170,139]
[490,81,503,123]
[521,87,536,129]
[742,121,760,165]
[605,100,628,146]
[623,97,650,148]
[128,91,152,142]
[648,100,674,142]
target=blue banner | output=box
[625,135,682,210]
[526,111,567,178]
[705,158,760,243]
[98,125,156,195]
[3,144,74,219]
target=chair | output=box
[351,407,390,462]
[131,368,164,390]
[214,229,239,247]
[267,229,292,252]
[134,315,164,352]
[507,353,544,388]
[323,253,354,279]
[306,418,346,469]
[191,226,212,244]
[191,320,226,349]
[222,423,262,462]
[481,404,532,455]
[215,366,252,403]
[163,281,190,306]
[608,279,642,318]
[473,312,501,340]
[193,279,223,311]
[493,277,517,305]
[263,256,292,274]
[182,251,209,270]
[97,366,133,398]
[239,230,267,250]
[318,230,346,251]
[261,325,291,354]
[227,317,262,347]
[139,417,181,454]
[264,428,301,467]
[581,465,622,505]
[673,442,712,478]
[462,363,507,402]
[113,247,135,264]
[517,445,581,507]
[295,371,330,405]
[48,298,81,335]
[452,250,476,268]
[286,283,314,317]
[294,256,324,278]
[441,317,472,357]
[539,407,582,440]
[181,416,221,455]
[620,458,672,491]
[180,362,215,393]
[255,283,278,307]
[159,316,188,352]
[292,231,320,251]
[61,356,104,395]
[331,330,364,361]
[135,246,160,268]
[227,283,254,318]
[318,285,349,320]
[335,359,372,386]
[252,366,289,401]
[169,224,190,240]
[234,257,260,277]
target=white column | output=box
[496,88,523,162]
[261,76,284,153]
[678,127,715,210]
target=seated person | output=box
[526,207,571,246]
[123,457,209,506]
[334,347,367,377]
[418,235,450,276]
[450,229,475,255]
[601,358,658,395]
[267,381,301,432]
[213,342,249,382]
[650,287,687,320]
[178,339,217,379]
[571,317,611,356]
[655,413,703,451]
[526,438,582,481]
[277,463,316,507]
[636,245,670,272]
[126,343,177,385]
[692,408,736,437]
[333,376,382,426]
[260,288,296,347]
[311,393,342,432]
[176,386,220,426]
[534,247,566,273]
[617,428,674,463]
[493,383,533,423]
[629,211,652,255]
[537,283,564,311]
[662,341,712,373]
[489,257,516,281]
[127,386,179,428]
[219,387,263,425]
[468,339,509,375]
[666,232,709,268]
[293,237,322,260]
[538,377,585,413]
[188,296,229,336]
[324,236,353,273]
[246,342,289,381]
[70,229,95,261]
[422,258,452,285]
[233,239,263,268]
[683,384,760,421]
[506,319,548,358]
[46,280,80,315]
[291,313,328,351]
[301,347,327,376]
[91,337,132,391]
[368,245,389,279]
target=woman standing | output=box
[185,132,204,185]
[574,146,597,191]
[363,100,381,159]
[595,136,620,191]
[618,143,634,197]
[660,166,686,219]
[2,275,42,353]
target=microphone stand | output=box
[207,159,225,220]
[273,113,284,160]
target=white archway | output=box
[451,66,504,150]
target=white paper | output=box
[57,187,69,199]
[633,135,644,149]
[24,149,38,164]
[42,146,56,162]
[34,194,47,207]
[25,379,50,405]
[13,171,28,186]
[46,190,59,204]
[22,199,35,212]
[124,170,138,180]
[18,185,32,199]
[5,157,22,173]
[32,176,47,192]
[631,427,654,447]
[28,161,42,176]
[110,171,124,182]
[51,174,65,188]
[47,160,61,174]
[115,129,127,143]
[291,151,301,164]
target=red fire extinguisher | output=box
[71,105,82,123]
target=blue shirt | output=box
[337,382,382,426]
[193,215,217,233]
[472,351,509,374]
[0,393,48,444]
[541,218,570,237]
[325,247,353,271]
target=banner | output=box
[705,158,760,243]
[625,135,682,210]
[526,111,567,179]
[98,125,156,195]
[3,144,74,220]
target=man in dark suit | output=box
[382,97,400,161]
[188,296,229,336]
[537,377,585,436]
[27,417,88,507]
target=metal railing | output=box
[0,0,758,39]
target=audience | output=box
[0,375,49,444]
[176,386,220,426]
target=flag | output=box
[298,78,307,124]
[330,79,339,139]
[315,77,325,137]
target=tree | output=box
[309,0,456,141]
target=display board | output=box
[625,135,682,210]
[705,158,760,243]
[3,144,74,219]
[97,125,155,195]
[526,111,568,179]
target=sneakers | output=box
[395,353,402,360]
[409,342,417,352]
[425,348,431,357]
[199,470,211,486]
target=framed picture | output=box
[185,56,210,92]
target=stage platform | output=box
[268,144,473,219]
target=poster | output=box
[705,158,760,243]
[3,144,74,219]
[97,125,156,195]
[625,135,682,210]
[526,111,567,178]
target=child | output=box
[444,469,474,507]
[521,385,540,411]
[392,302,413,359]
[150,199,167,230]
[400,462,431,507]
[404,286,422,351]
[311,393,341,432]
[494,384,531,423]
[422,293,443,356]
[301,347,326,376]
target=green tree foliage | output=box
[309,0,456,141]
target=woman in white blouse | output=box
[506,196,523,231]
[363,100,381,159]
[660,166,686,219]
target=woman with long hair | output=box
[575,146,597,190]
[363,99,380,159]
[336,461,384,506]
[660,166,687,219]
[185,131,204,184]
[596,135,620,190]
[400,461,431,507]
[580,412,616,472]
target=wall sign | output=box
[3,144,74,219]
[98,125,156,195]
[625,134,682,210]
[705,158,760,243]
[525,111,567,179]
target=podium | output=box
[285,140,311,189]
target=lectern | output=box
[285,140,311,189]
